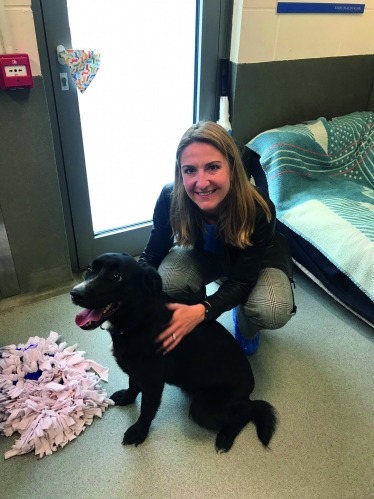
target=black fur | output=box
[70,252,277,452]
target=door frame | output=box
[32,0,233,271]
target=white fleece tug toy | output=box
[0,331,114,459]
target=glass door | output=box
[36,0,232,269]
[67,0,196,235]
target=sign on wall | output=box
[277,2,365,13]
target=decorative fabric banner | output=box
[59,49,101,93]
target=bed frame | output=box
[230,55,374,146]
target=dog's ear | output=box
[122,252,130,258]
[141,265,163,299]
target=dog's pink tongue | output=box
[75,307,104,327]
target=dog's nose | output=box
[70,289,83,304]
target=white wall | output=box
[2,1,374,76]
[231,0,374,64]
[0,0,40,75]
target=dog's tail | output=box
[250,399,278,448]
[214,398,277,452]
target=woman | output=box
[138,121,296,354]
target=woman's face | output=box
[180,142,232,220]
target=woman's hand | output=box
[155,303,205,354]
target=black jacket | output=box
[139,183,293,320]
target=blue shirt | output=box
[203,223,224,254]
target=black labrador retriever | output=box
[70,253,277,453]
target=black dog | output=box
[70,253,277,452]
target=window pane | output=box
[67,0,196,233]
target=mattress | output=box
[242,146,374,328]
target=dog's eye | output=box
[84,265,92,279]
[111,273,122,282]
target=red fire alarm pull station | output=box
[0,53,34,90]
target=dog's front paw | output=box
[111,389,138,406]
[122,423,148,447]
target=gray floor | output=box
[0,268,373,499]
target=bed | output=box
[243,111,374,327]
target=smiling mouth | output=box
[196,189,216,197]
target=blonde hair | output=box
[171,121,271,249]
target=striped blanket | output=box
[247,111,374,302]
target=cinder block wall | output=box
[231,0,374,64]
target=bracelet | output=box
[203,300,213,322]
